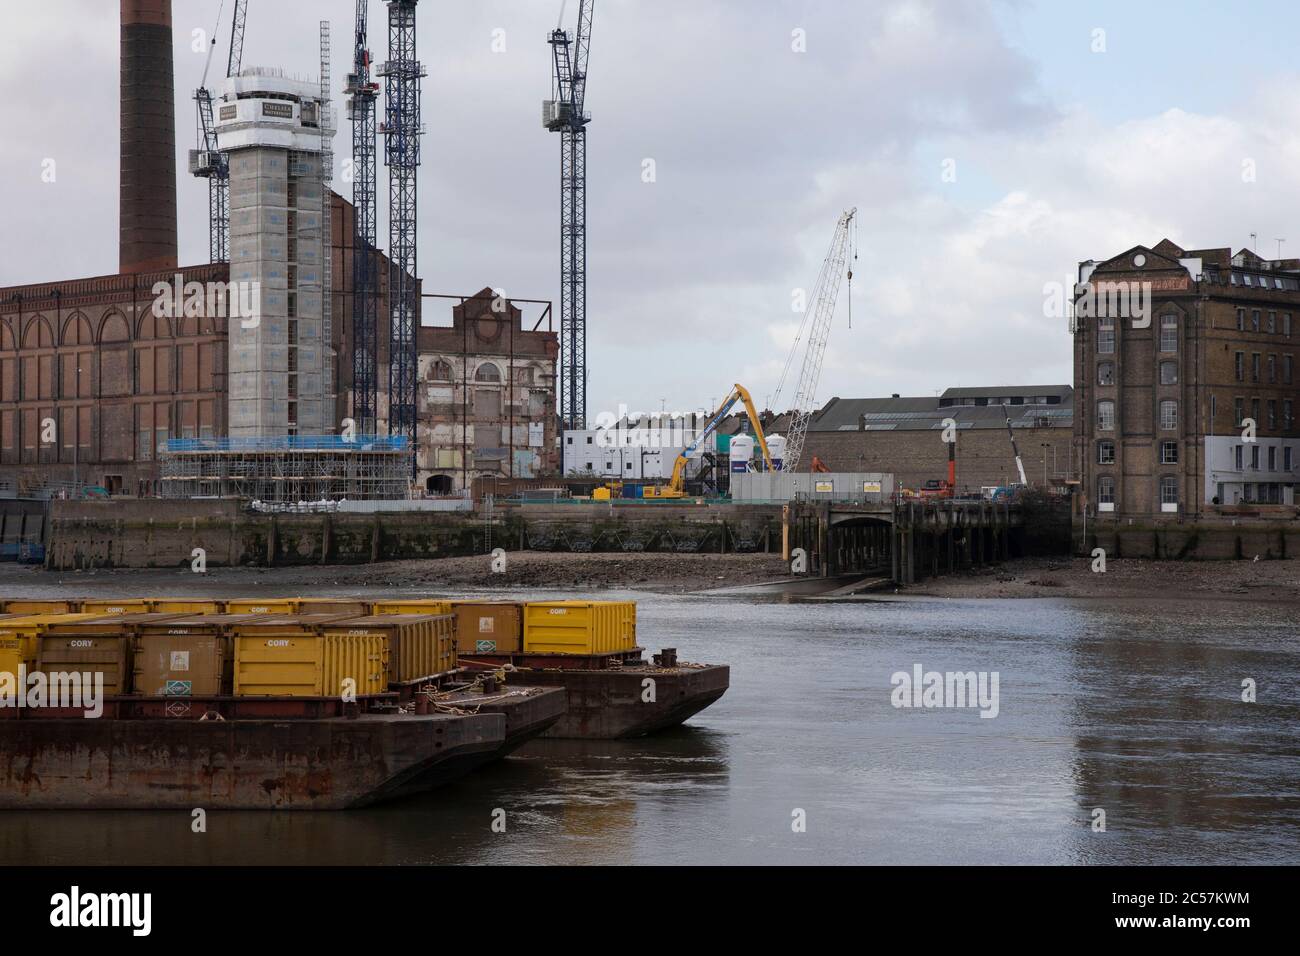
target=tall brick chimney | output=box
[120,0,178,274]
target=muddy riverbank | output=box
[1,552,1296,602]
[0,551,793,598]
[904,555,1300,602]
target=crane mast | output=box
[378,0,425,460]
[346,0,380,436]
[782,208,857,472]
[545,0,594,430]
[190,0,248,264]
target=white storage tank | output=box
[765,434,786,471]
[729,434,755,473]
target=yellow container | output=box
[36,634,134,696]
[369,599,453,616]
[451,601,522,655]
[2,599,82,614]
[320,615,456,684]
[0,614,112,674]
[523,601,636,655]
[233,618,388,698]
[224,598,302,615]
[297,598,373,616]
[79,599,154,615]
[148,599,226,615]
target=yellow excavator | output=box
[591,383,776,500]
[640,383,776,499]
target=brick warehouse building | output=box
[1073,240,1299,518]
[800,385,1074,493]
[0,199,557,497]
[0,2,558,499]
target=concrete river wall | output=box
[43,500,784,570]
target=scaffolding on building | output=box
[159,436,412,501]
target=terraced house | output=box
[1073,240,1299,519]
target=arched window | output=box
[1159,400,1178,430]
[430,360,453,382]
[474,362,501,383]
[1097,400,1115,431]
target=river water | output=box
[2,590,1297,865]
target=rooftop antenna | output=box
[1276,238,1286,258]
[1250,232,1258,251]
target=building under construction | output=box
[0,1,557,502]
[158,435,409,500]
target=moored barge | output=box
[0,606,566,809]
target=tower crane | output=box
[771,208,858,472]
[346,0,380,436]
[544,0,594,430]
[378,0,425,459]
[190,0,248,264]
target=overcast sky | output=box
[3,1,1299,422]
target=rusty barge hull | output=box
[381,687,569,802]
[0,684,568,810]
[461,659,730,739]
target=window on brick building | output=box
[1161,441,1179,464]
[1268,354,1277,383]
[1237,308,1246,331]
[1234,445,1243,470]
[1234,397,1245,426]
[1160,400,1178,430]
[1097,440,1115,465]
[1252,398,1261,426]
[1097,316,1115,354]
[1268,311,1277,333]
[1285,400,1294,430]
[1159,315,1178,352]
[1251,446,1260,470]
[431,360,453,381]
[1268,400,1277,429]
[1160,361,1177,385]
[1097,400,1115,431]
[1098,476,1115,505]
[1268,446,1277,471]
[1252,309,1261,332]
[1235,352,1245,381]
[1285,313,1292,337]
[1284,355,1293,384]
[1160,475,1178,506]
[1097,362,1114,385]
[1251,353,1261,382]
[1286,447,1294,471]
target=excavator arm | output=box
[664,383,773,495]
